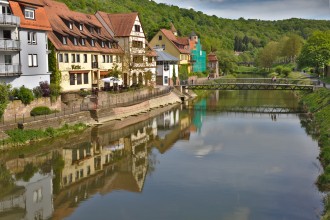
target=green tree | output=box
[256,41,280,70]
[298,30,330,73]
[282,34,303,63]
[216,50,238,74]
[0,83,10,118]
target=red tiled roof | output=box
[97,11,138,37]
[42,0,123,54]
[207,52,218,61]
[9,1,51,31]
[160,29,190,54]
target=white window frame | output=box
[28,32,37,45]
[91,39,95,47]
[79,24,83,31]
[28,54,38,67]
[81,38,85,46]
[69,22,73,30]
[73,37,78,45]
[63,36,67,45]
[24,8,35,20]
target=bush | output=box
[15,86,34,105]
[33,86,43,98]
[282,68,291,77]
[275,66,283,75]
[0,83,10,118]
[39,81,51,97]
[50,83,61,97]
[79,89,91,97]
[30,106,52,116]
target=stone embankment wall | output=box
[3,97,62,121]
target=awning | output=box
[100,71,109,76]
[69,70,90,74]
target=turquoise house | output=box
[190,32,206,73]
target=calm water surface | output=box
[0,91,324,220]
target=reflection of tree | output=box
[15,163,38,182]
[299,114,320,141]
[0,164,14,197]
[147,149,158,176]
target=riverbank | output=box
[0,89,192,150]
[298,88,330,219]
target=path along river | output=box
[0,90,324,220]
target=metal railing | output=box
[0,14,20,26]
[0,64,21,76]
[0,39,20,51]
[0,87,173,126]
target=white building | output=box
[155,48,179,86]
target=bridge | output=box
[184,78,316,91]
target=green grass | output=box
[3,123,88,145]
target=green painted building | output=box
[190,32,206,73]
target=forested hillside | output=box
[57,0,330,53]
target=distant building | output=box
[207,52,219,78]
[155,48,179,86]
[149,28,191,73]
[96,11,156,86]
[189,32,206,73]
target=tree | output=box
[256,41,280,70]
[0,83,10,118]
[216,50,238,74]
[298,31,330,73]
[282,34,303,63]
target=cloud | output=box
[154,0,330,20]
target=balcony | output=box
[0,64,22,76]
[0,39,20,51]
[91,62,98,69]
[0,14,20,27]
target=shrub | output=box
[39,81,51,97]
[50,83,61,97]
[79,89,91,97]
[0,83,10,118]
[282,68,291,77]
[16,86,34,105]
[275,66,283,75]
[30,106,52,116]
[33,86,43,98]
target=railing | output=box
[0,64,21,76]
[0,14,20,26]
[0,39,20,50]
[0,87,173,127]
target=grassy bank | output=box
[298,88,330,219]
[1,123,88,147]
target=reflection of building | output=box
[0,172,54,220]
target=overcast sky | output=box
[153,0,330,20]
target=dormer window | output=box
[62,36,67,45]
[89,27,94,33]
[108,42,112,48]
[73,37,78,45]
[81,38,85,46]
[101,41,105,48]
[69,22,73,30]
[97,28,100,34]
[24,8,35,20]
[79,24,83,31]
[91,39,95,47]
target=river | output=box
[0,90,324,220]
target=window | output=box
[62,36,67,45]
[133,55,143,63]
[108,42,112,48]
[58,54,63,62]
[162,44,165,50]
[89,27,94,33]
[24,8,35,19]
[70,74,75,85]
[83,54,87,63]
[69,22,73,29]
[106,55,109,63]
[73,37,78,45]
[28,54,38,67]
[164,76,168,84]
[4,55,12,65]
[76,54,80,63]
[155,44,159,48]
[148,57,153,63]
[71,54,75,63]
[164,61,169,71]
[64,53,69,63]
[91,39,95,47]
[81,38,85,46]
[134,25,140,32]
[84,73,88,84]
[27,32,37,44]
[77,74,82,85]
[79,23,83,31]
[158,35,162,40]
[117,55,121,63]
[3,30,11,39]
[132,41,143,48]
[102,55,106,63]
[109,55,113,63]
[101,41,105,48]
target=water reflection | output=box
[0,90,323,220]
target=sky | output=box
[153,0,330,20]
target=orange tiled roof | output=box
[43,0,123,54]
[9,0,51,31]
[207,52,218,61]
[97,11,138,37]
[160,29,190,54]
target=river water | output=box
[0,90,324,220]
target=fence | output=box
[0,87,172,127]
